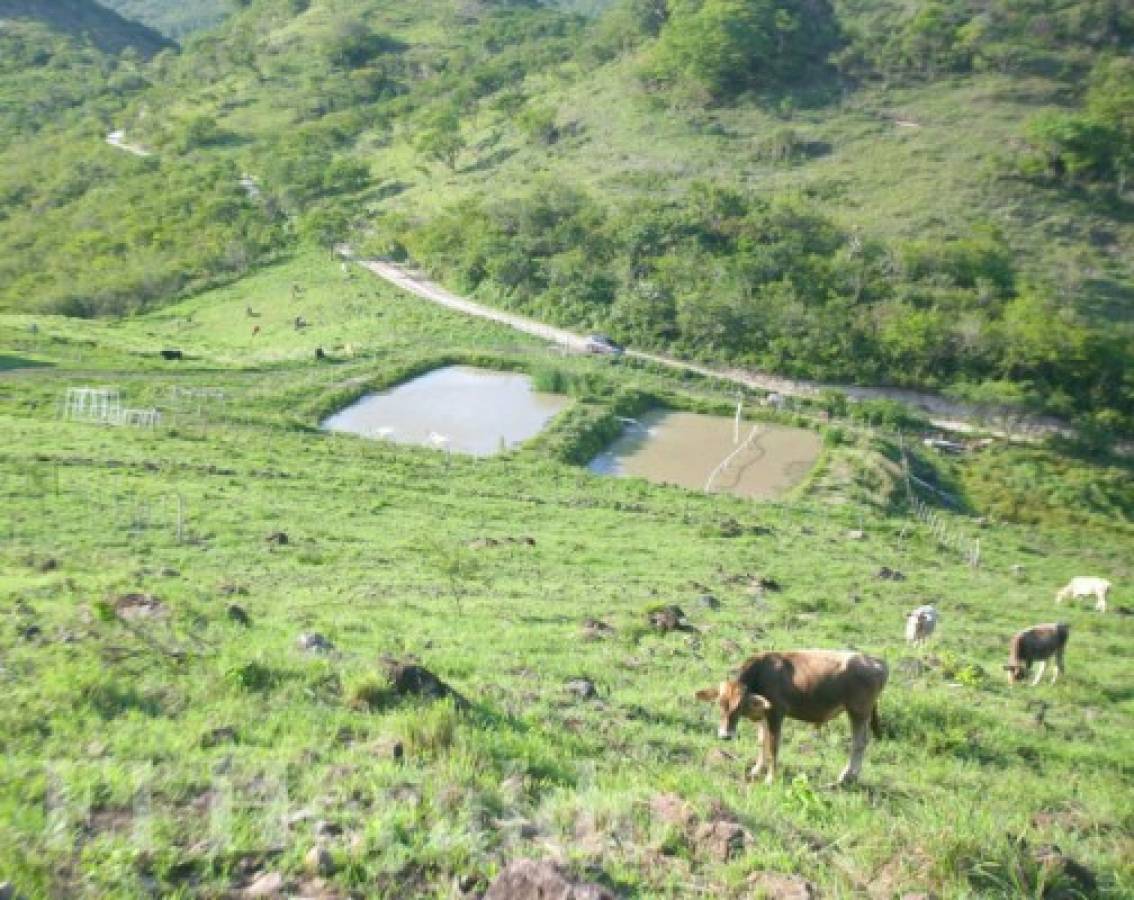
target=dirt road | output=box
[105,131,152,158]
[347,254,1072,441]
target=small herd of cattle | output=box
[697,576,1113,785]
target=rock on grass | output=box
[381,658,468,709]
[304,845,334,876]
[297,633,334,652]
[565,677,598,700]
[242,871,284,898]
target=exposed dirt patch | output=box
[484,859,616,900]
[113,593,167,620]
[85,805,134,835]
[1031,844,1098,898]
[580,618,614,640]
[200,726,237,749]
[650,793,696,829]
[694,817,752,861]
[747,871,819,899]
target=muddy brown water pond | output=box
[589,409,822,499]
[321,366,569,456]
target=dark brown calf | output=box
[1005,623,1069,685]
[696,650,888,785]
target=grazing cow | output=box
[905,605,939,646]
[696,650,888,785]
[252,325,261,337]
[1055,576,1110,613]
[1004,623,1069,686]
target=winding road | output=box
[345,252,1071,441]
[98,129,1104,447]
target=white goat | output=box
[905,605,938,646]
[1055,577,1110,613]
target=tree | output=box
[649,0,776,98]
[517,104,558,145]
[1086,55,1134,190]
[415,111,465,170]
[1024,113,1121,185]
[300,204,350,253]
[646,0,836,99]
[173,114,224,152]
[590,0,668,60]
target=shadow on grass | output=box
[0,354,53,372]
[461,146,518,175]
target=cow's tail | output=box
[870,704,882,739]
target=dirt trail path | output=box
[105,131,152,158]
[356,259,591,352]
[347,254,1072,442]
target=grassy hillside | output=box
[0,0,172,56]
[0,0,1131,437]
[1,250,1131,897]
[96,0,230,39]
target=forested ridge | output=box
[95,0,231,39]
[0,0,1131,435]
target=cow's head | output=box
[695,680,772,740]
[1003,663,1026,683]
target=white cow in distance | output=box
[905,605,938,646]
[1055,577,1111,613]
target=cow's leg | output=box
[761,714,783,785]
[747,722,767,780]
[839,712,871,784]
[1096,590,1107,613]
[1053,648,1064,683]
[1032,660,1046,686]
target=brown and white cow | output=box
[696,650,888,785]
[1004,623,1069,686]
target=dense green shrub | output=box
[644,0,839,99]
[832,0,1133,80]
[391,180,1132,433]
[1016,56,1134,191]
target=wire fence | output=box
[1,460,191,549]
[59,387,161,429]
[899,432,981,567]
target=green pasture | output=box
[0,251,1131,898]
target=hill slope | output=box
[0,0,1131,434]
[97,0,229,40]
[0,0,173,56]
[0,249,1130,897]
